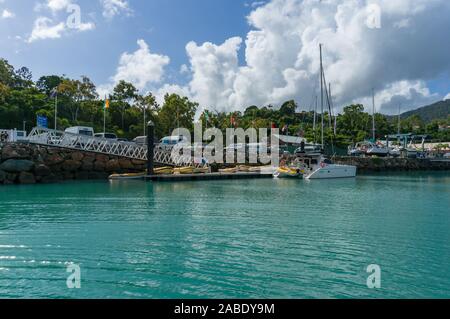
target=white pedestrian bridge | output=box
[27,127,204,168]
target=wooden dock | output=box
[145,172,274,182]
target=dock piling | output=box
[147,120,155,176]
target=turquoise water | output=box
[0,173,449,299]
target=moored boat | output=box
[219,167,239,174]
[273,167,302,179]
[193,167,210,174]
[154,167,175,175]
[301,155,357,179]
[174,167,195,175]
[108,172,146,180]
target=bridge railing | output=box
[27,127,206,168]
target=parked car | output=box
[94,133,118,140]
[65,126,94,137]
[132,136,147,146]
[157,135,189,151]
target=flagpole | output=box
[103,96,106,134]
[54,93,58,130]
[143,106,146,136]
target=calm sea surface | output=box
[0,172,449,299]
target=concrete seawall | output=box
[0,142,146,185]
[333,156,450,172]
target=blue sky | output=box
[0,0,254,85]
[0,0,449,113]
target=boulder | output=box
[81,161,94,171]
[0,159,35,173]
[34,164,52,176]
[62,160,82,172]
[94,161,106,171]
[106,159,121,172]
[37,147,48,158]
[82,155,96,163]
[0,170,5,183]
[18,172,36,184]
[1,145,30,160]
[47,154,65,165]
[71,152,84,162]
[95,154,110,163]
[118,159,133,169]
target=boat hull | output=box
[306,164,357,179]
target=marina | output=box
[1,172,449,298]
[1,0,449,304]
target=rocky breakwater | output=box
[0,142,146,185]
[333,156,450,172]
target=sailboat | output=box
[366,89,390,157]
[302,44,357,179]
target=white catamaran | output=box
[302,44,357,179]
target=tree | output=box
[14,67,33,89]
[134,92,158,136]
[338,104,370,144]
[36,75,63,95]
[0,82,9,103]
[57,78,80,122]
[157,93,198,137]
[112,80,138,130]
[279,100,297,117]
[0,58,16,87]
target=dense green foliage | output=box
[1,58,449,146]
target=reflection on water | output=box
[0,172,449,298]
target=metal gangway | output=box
[27,127,205,168]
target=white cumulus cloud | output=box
[100,0,132,19]
[99,39,170,96]
[156,0,450,114]
[47,0,72,12]
[1,9,15,19]
[27,17,66,42]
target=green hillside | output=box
[399,100,450,123]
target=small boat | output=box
[219,167,238,174]
[238,165,251,172]
[174,167,195,175]
[109,172,146,180]
[366,143,390,157]
[303,155,357,179]
[154,167,174,175]
[248,166,261,172]
[193,167,210,174]
[273,167,302,178]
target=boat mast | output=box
[372,88,376,141]
[313,95,318,145]
[320,44,324,148]
[397,104,401,135]
[329,83,337,136]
